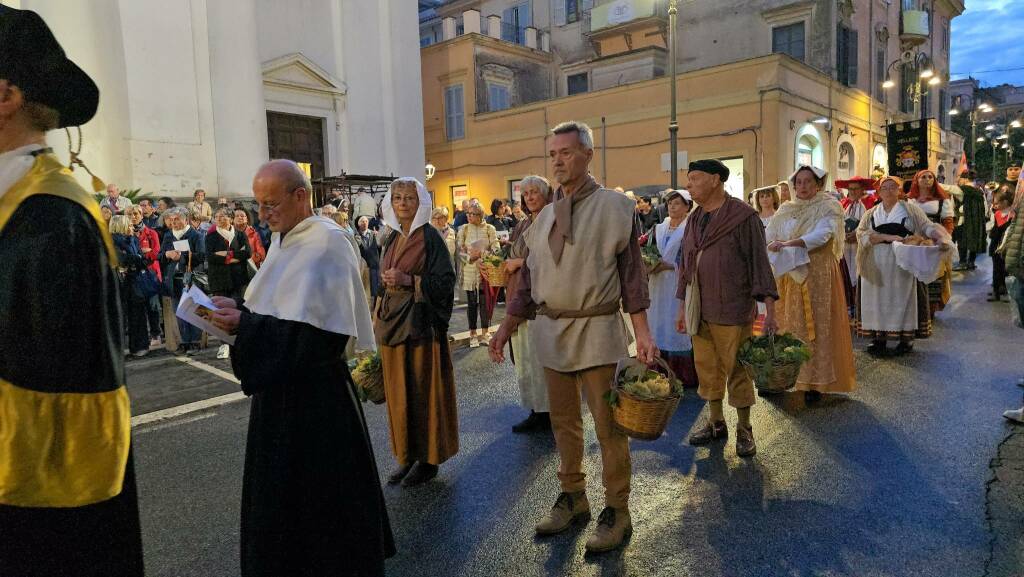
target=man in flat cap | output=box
[676,159,778,457]
[0,7,144,576]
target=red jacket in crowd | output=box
[244,225,266,269]
[137,225,162,281]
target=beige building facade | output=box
[420,0,965,208]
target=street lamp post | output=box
[950,98,992,170]
[883,53,939,122]
[667,0,679,190]
[1009,120,1022,161]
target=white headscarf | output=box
[381,177,433,236]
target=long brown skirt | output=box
[380,337,459,466]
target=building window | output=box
[566,0,579,23]
[420,35,433,48]
[567,73,588,96]
[444,84,464,140]
[837,25,858,87]
[875,48,887,101]
[488,83,511,112]
[503,2,531,44]
[772,22,805,62]
[836,25,858,87]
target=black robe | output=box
[0,196,144,577]
[230,311,395,577]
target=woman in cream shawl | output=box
[855,176,952,356]
[766,166,856,400]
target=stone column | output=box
[487,15,501,39]
[463,9,480,34]
[442,16,456,40]
[207,0,268,195]
[525,26,537,49]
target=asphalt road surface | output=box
[128,257,1023,577]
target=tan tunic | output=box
[516,187,644,372]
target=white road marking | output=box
[133,411,217,433]
[130,356,244,427]
[172,355,240,383]
[131,391,247,428]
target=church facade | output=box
[15,0,426,197]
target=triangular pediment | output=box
[262,53,347,95]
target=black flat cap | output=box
[0,6,99,128]
[1008,161,1022,169]
[688,159,730,181]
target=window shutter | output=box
[848,30,858,86]
[553,1,566,27]
[519,2,532,27]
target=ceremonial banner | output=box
[887,120,930,187]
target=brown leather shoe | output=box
[688,420,728,445]
[736,425,756,457]
[585,507,632,554]
[535,491,590,535]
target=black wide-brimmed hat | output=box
[0,6,99,128]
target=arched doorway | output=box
[836,141,856,181]
[795,124,824,171]
[872,144,888,177]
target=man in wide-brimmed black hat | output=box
[0,7,144,576]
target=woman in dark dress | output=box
[207,207,252,358]
[376,178,458,487]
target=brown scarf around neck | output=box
[548,175,600,264]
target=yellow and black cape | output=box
[0,151,143,576]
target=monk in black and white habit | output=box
[209,159,394,577]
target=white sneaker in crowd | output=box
[1004,408,1024,424]
[217,344,230,359]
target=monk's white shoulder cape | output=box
[244,215,375,351]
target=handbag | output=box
[132,268,162,299]
[683,250,704,333]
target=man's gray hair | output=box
[551,121,594,151]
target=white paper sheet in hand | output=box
[172,240,191,252]
[769,246,810,283]
[891,242,944,284]
[175,285,236,345]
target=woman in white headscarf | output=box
[766,166,857,401]
[375,178,459,487]
[646,189,699,387]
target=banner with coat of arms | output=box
[886,120,930,187]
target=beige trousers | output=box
[692,321,756,408]
[544,364,631,509]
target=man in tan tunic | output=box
[490,121,656,554]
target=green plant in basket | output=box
[606,362,682,405]
[482,253,504,267]
[640,243,662,268]
[351,352,384,403]
[737,332,811,387]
